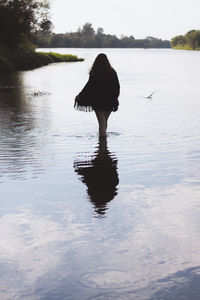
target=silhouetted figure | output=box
[74,138,119,217]
[74,53,120,137]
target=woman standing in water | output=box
[74,53,120,137]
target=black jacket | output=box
[75,69,120,112]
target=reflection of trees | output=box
[0,73,38,180]
[74,138,119,218]
[0,73,34,138]
[0,73,31,124]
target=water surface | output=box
[0,48,200,300]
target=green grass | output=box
[0,47,84,72]
[46,52,84,63]
[172,45,200,50]
[13,51,84,71]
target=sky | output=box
[50,0,200,40]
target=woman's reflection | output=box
[74,137,119,218]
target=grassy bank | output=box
[172,45,200,50]
[0,46,84,73]
[13,51,84,71]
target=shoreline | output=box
[0,50,84,73]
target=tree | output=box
[81,23,95,38]
[193,31,200,48]
[185,30,197,50]
[33,23,171,49]
[0,0,51,48]
[171,30,200,50]
[97,27,104,35]
[171,35,186,48]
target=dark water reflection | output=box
[0,72,51,181]
[0,73,29,120]
[0,73,34,179]
[74,137,119,217]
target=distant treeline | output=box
[171,30,200,50]
[33,23,171,48]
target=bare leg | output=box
[95,110,107,137]
[105,111,111,129]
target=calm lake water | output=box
[0,48,200,300]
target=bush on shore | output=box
[171,30,200,50]
[0,44,84,73]
[12,50,83,71]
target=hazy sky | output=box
[51,0,200,40]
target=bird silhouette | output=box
[146,91,156,100]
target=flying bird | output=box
[146,91,156,100]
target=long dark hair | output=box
[89,53,114,79]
